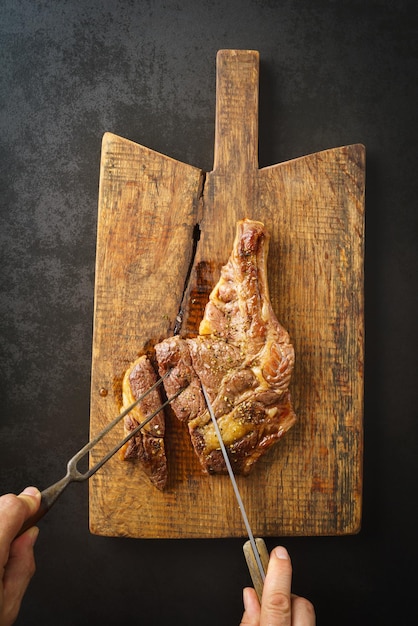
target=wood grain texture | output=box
[89,50,365,538]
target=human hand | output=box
[0,487,41,626]
[240,546,315,626]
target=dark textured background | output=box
[0,1,417,625]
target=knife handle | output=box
[243,538,270,602]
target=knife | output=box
[201,384,270,601]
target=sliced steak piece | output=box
[120,355,167,490]
[154,335,206,423]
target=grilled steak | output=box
[120,355,167,490]
[156,218,297,475]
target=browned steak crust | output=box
[121,355,167,490]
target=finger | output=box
[260,546,292,626]
[292,594,316,625]
[0,488,41,539]
[240,587,260,625]
[1,526,39,626]
[0,488,41,567]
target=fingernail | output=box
[274,546,290,560]
[20,486,41,499]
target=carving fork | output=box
[18,370,179,536]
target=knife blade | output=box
[201,383,270,601]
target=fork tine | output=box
[81,387,183,480]
[71,369,171,466]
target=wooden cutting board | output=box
[89,50,365,538]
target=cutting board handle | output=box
[213,49,259,173]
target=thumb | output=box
[17,487,41,518]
